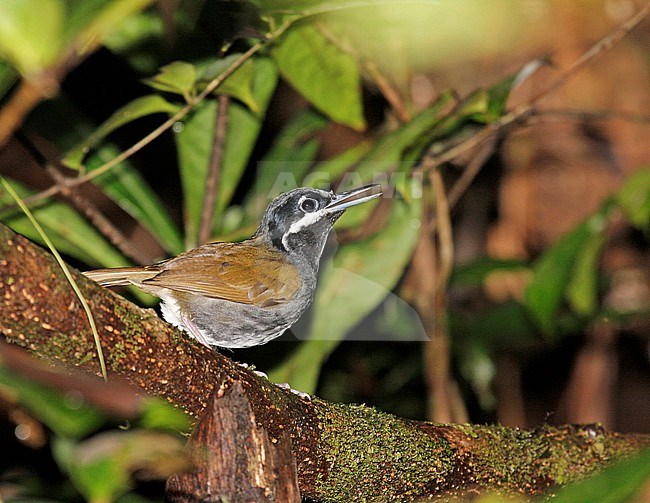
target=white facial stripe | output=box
[282,210,325,250]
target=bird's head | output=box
[256,184,382,267]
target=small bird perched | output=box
[84,184,381,348]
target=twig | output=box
[447,138,498,209]
[431,170,453,293]
[533,107,650,124]
[15,133,153,264]
[0,76,59,148]
[17,39,268,209]
[365,61,411,123]
[423,170,467,423]
[0,0,157,148]
[414,1,650,175]
[0,178,107,381]
[198,95,230,246]
[53,169,153,265]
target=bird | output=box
[84,184,382,349]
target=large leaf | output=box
[63,94,181,170]
[175,57,278,247]
[0,0,64,75]
[524,212,607,338]
[0,0,152,76]
[550,448,650,503]
[269,197,422,392]
[88,145,185,256]
[198,54,260,113]
[0,180,127,267]
[272,22,364,130]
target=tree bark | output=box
[0,223,648,502]
[166,381,301,502]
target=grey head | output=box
[255,184,382,270]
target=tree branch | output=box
[0,223,648,501]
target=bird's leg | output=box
[181,314,211,348]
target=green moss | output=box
[316,403,454,502]
[447,423,639,494]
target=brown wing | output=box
[141,242,302,308]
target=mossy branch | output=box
[0,223,647,501]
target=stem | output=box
[414,1,650,175]
[17,41,265,210]
[198,95,230,246]
[15,132,152,265]
[0,76,58,148]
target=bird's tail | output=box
[83,267,154,287]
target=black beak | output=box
[325,184,382,212]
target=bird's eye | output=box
[299,197,319,213]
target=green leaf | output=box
[565,224,606,317]
[0,362,106,438]
[142,61,197,100]
[0,180,127,267]
[319,90,455,231]
[0,0,64,75]
[65,0,153,57]
[102,9,164,74]
[176,57,278,247]
[72,454,133,503]
[272,23,364,130]
[524,213,606,338]
[354,89,456,178]
[54,431,187,503]
[63,94,181,170]
[485,73,517,120]
[269,198,421,392]
[198,55,260,113]
[88,145,185,256]
[0,60,18,100]
[138,397,192,433]
[251,108,328,207]
[616,166,650,232]
[551,448,650,503]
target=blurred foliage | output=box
[0,359,190,501]
[547,447,650,503]
[0,0,649,500]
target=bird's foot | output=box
[239,363,310,399]
[237,362,269,379]
[276,382,311,400]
